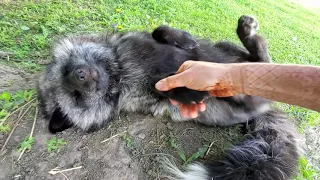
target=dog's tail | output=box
[162,109,301,180]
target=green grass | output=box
[0,89,36,133]
[165,133,209,166]
[1,0,320,178]
[295,157,319,180]
[46,137,67,153]
[121,132,136,148]
[18,136,35,152]
[1,0,319,66]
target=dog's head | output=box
[38,35,119,133]
[52,36,115,94]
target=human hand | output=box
[155,60,242,118]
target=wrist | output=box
[227,63,246,94]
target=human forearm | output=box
[155,60,320,117]
[231,63,320,112]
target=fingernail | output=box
[155,81,165,90]
[190,113,198,118]
[199,104,206,112]
[169,99,179,106]
[181,111,189,118]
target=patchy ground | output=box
[1,64,319,180]
[0,64,244,180]
[304,126,320,171]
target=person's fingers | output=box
[175,60,194,73]
[155,73,188,91]
[198,103,206,112]
[188,104,198,118]
[170,99,179,106]
[180,104,190,118]
[169,99,179,106]
[155,61,197,91]
[179,104,198,118]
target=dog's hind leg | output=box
[237,15,271,63]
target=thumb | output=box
[155,73,187,91]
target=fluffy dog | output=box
[37,15,300,179]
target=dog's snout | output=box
[74,65,90,81]
[75,69,87,81]
[90,69,99,81]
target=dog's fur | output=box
[37,15,300,179]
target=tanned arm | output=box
[155,61,320,113]
[229,63,320,112]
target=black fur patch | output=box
[49,107,73,133]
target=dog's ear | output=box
[48,108,73,133]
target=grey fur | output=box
[163,109,301,180]
[38,15,272,132]
[37,15,300,179]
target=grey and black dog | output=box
[37,15,300,180]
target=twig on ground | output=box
[101,131,128,143]
[1,101,35,155]
[18,106,38,160]
[48,166,83,175]
[59,172,69,180]
[178,128,195,138]
[1,156,6,163]
[205,140,216,156]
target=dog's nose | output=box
[74,64,90,81]
[75,69,87,81]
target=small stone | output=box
[160,134,166,140]
[81,135,87,140]
[155,156,160,162]
[166,123,173,130]
[138,133,146,139]
[13,175,21,179]
[141,150,145,155]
